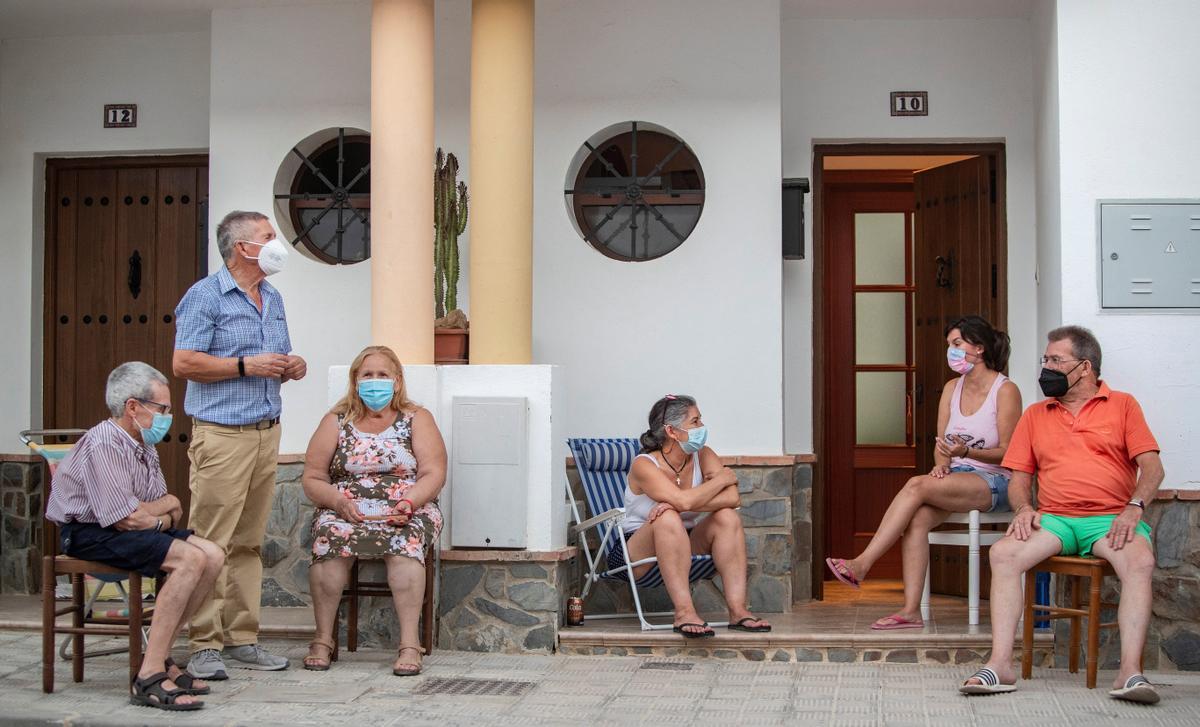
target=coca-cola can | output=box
[566,596,584,626]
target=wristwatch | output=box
[1127,498,1145,510]
[154,518,163,532]
[237,355,246,377]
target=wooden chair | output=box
[1021,555,1119,688]
[42,555,148,693]
[334,549,438,656]
[24,428,156,694]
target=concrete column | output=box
[371,0,435,363]
[469,0,534,363]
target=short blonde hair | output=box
[331,345,415,425]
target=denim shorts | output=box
[949,465,1011,513]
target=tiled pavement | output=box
[0,632,1196,726]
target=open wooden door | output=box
[913,155,1005,596]
[824,183,916,578]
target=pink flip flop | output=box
[871,613,925,630]
[824,557,861,588]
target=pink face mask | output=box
[947,346,975,374]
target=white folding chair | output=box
[566,438,725,631]
[921,509,1013,626]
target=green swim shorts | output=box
[1039,512,1152,557]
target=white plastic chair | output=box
[921,509,1013,626]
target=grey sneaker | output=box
[187,648,229,680]
[223,643,289,671]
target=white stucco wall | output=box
[0,32,210,452]
[1052,0,1200,488]
[533,0,784,454]
[1032,0,1062,339]
[780,16,1039,455]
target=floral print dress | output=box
[310,412,442,565]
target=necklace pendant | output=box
[676,476,681,486]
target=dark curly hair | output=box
[945,315,1010,372]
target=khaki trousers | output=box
[186,420,281,652]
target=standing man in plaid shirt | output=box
[173,211,306,679]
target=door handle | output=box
[935,252,953,289]
[128,250,142,299]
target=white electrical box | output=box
[450,397,528,548]
[1099,200,1200,309]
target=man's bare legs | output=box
[1090,537,1156,689]
[963,529,1062,686]
[137,536,225,705]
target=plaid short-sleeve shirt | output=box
[174,265,292,425]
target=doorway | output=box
[812,144,1007,600]
[43,155,208,523]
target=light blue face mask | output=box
[677,425,708,454]
[136,403,172,447]
[357,379,395,412]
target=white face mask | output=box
[240,238,289,276]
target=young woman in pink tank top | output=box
[826,316,1023,630]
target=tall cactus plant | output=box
[434,148,469,321]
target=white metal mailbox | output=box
[449,396,529,548]
[1098,200,1200,309]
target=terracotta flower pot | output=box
[434,328,469,365]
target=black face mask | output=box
[1039,361,1084,398]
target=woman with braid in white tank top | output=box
[826,316,1023,630]
[622,395,771,637]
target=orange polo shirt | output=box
[1001,382,1159,516]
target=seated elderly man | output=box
[959,326,1164,704]
[46,362,225,711]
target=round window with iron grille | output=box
[564,122,705,261]
[273,127,371,265]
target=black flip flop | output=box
[728,617,772,632]
[673,622,715,638]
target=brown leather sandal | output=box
[303,636,336,671]
[392,644,425,677]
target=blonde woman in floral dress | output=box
[300,346,446,676]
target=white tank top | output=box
[945,372,1010,477]
[622,452,703,534]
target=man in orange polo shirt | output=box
[959,326,1164,704]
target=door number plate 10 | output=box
[890,92,928,117]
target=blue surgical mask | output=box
[679,425,708,454]
[136,404,172,447]
[357,379,395,411]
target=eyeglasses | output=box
[136,398,172,415]
[1040,356,1083,366]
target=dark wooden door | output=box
[824,183,916,578]
[913,155,1004,596]
[45,156,208,524]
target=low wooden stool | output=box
[1021,555,1119,688]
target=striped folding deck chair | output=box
[566,438,722,631]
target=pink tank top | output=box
[945,373,1010,477]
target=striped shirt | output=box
[45,420,167,528]
[174,265,292,425]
